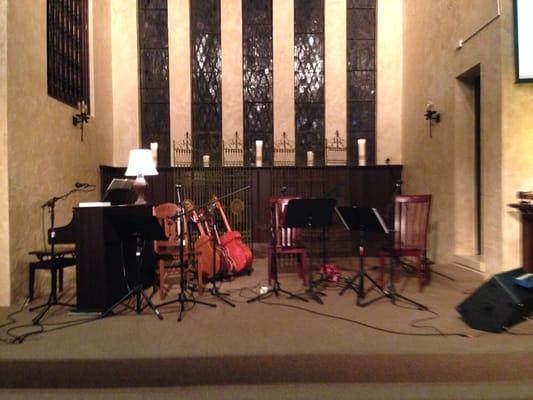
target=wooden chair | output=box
[153,202,194,299]
[267,196,308,286]
[378,194,432,291]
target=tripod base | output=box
[101,284,163,320]
[30,295,75,325]
[158,291,216,321]
[358,284,428,310]
[206,284,236,307]
[304,286,326,304]
[247,281,308,303]
[338,275,360,297]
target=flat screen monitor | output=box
[514,0,533,82]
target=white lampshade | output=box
[125,149,159,177]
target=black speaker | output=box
[456,268,533,332]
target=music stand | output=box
[284,198,336,304]
[103,178,134,205]
[101,215,167,319]
[336,206,427,309]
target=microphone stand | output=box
[30,186,92,324]
[157,185,216,321]
[205,204,235,307]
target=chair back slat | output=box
[153,203,181,250]
[269,196,302,247]
[394,195,431,250]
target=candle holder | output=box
[72,100,90,142]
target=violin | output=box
[212,196,253,273]
[183,200,221,292]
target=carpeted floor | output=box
[1,258,533,398]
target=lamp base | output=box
[132,176,147,205]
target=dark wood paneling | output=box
[101,165,402,258]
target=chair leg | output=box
[29,264,35,301]
[301,251,308,286]
[378,254,386,287]
[58,267,64,293]
[267,250,272,286]
[416,254,425,292]
[159,262,166,300]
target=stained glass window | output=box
[47,0,89,110]
[243,0,273,166]
[138,0,170,166]
[347,0,376,165]
[294,0,325,166]
[190,0,222,167]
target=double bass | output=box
[212,196,253,273]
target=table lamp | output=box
[125,149,159,205]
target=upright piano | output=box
[53,204,154,312]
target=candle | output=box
[357,139,366,166]
[202,154,210,167]
[255,140,263,167]
[307,151,314,167]
[150,142,158,167]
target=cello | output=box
[183,200,221,292]
[212,196,253,273]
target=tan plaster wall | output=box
[453,0,503,273]
[5,0,114,303]
[500,0,533,269]
[376,0,402,165]
[111,0,139,166]
[325,0,346,159]
[0,0,10,306]
[169,0,191,164]
[402,0,458,264]
[221,0,244,148]
[403,0,505,273]
[273,0,295,160]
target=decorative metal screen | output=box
[173,167,253,246]
[138,0,170,166]
[47,0,89,109]
[294,0,325,167]
[190,0,222,167]
[347,0,376,165]
[242,0,273,167]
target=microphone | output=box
[280,186,288,195]
[75,182,93,188]
[175,184,183,204]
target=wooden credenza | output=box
[74,204,154,312]
[100,165,402,257]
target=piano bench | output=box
[28,248,76,301]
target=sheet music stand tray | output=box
[101,215,167,319]
[336,207,427,309]
[284,198,336,304]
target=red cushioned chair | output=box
[267,196,308,286]
[378,194,432,291]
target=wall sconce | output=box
[73,100,90,142]
[424,102,441,123]
[424,102,441,138]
